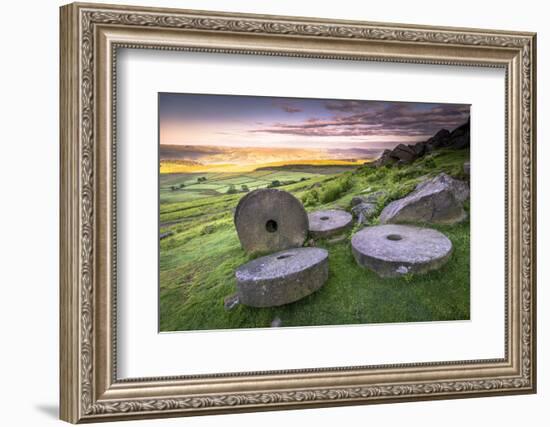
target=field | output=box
[159,149,470,332]
[160,169,327,204]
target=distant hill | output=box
[159,144,381,164]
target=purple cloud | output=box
[253,102,469,139]
[272,100,303,113]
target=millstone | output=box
[308,209,353,239]
[234,189,308,255]
[351,224,452,278]
[235,247,328,307]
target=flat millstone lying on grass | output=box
[234,189,309,255]
[235,247,328,307]
[308,209,353,239]
[351,224,452,278]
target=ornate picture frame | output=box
[60,2,536,423]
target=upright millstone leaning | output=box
[234,188,309,255]
[230,189,329,308]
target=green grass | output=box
[160,170,325,203]
[159,148,470,331]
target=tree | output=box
[268,180,281,188]
[226,184,238,194]
[178,183,185,188]
[241,184,250,192]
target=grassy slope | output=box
[159,149,470,331]
[160,170,325,204]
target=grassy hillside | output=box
[160,170,324,204]
[159,148,470,331]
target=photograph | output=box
[158,93,472,332]
[56,2,536,422]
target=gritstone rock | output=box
[235,247,328,307]
[379,173,469,225]
[351,203,377,224]
[308,209,353,239]
[351,224,452,278]
[234,189,308,255]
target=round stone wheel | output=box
[308,209,353,239]
[234,189,308,255]
[235,247,328,307]
[351,224,452,278]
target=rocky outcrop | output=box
[379,173,470,225]
[370,117,470,168]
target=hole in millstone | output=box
[276,254,293,260]
[386,234,403,241]
[320,216,330,221]
[265,219,278,233]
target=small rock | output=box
[351,202,377,224]
[271,317,282,327]
[159,231,174,240]
[351,196,367,206]
[326,235,348,244]
[396,265,410,275]
[223,293,240,311]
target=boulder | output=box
[234,189,308,255]
[351,196,367,206]
[412,141,427,157]
[374,149,395,167]
[351,224,453,278]
[449,118,470,149]
[389,144,417,163]
[379,173,470,224]
[235,248,328,307]
[425,129,451,151]
[351,202,377,224]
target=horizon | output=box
[159,93,470,151]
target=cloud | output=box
[272,100,303,113]
[252,102,469,139]
[282,105,302,113]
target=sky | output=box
[159,92,470,150]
